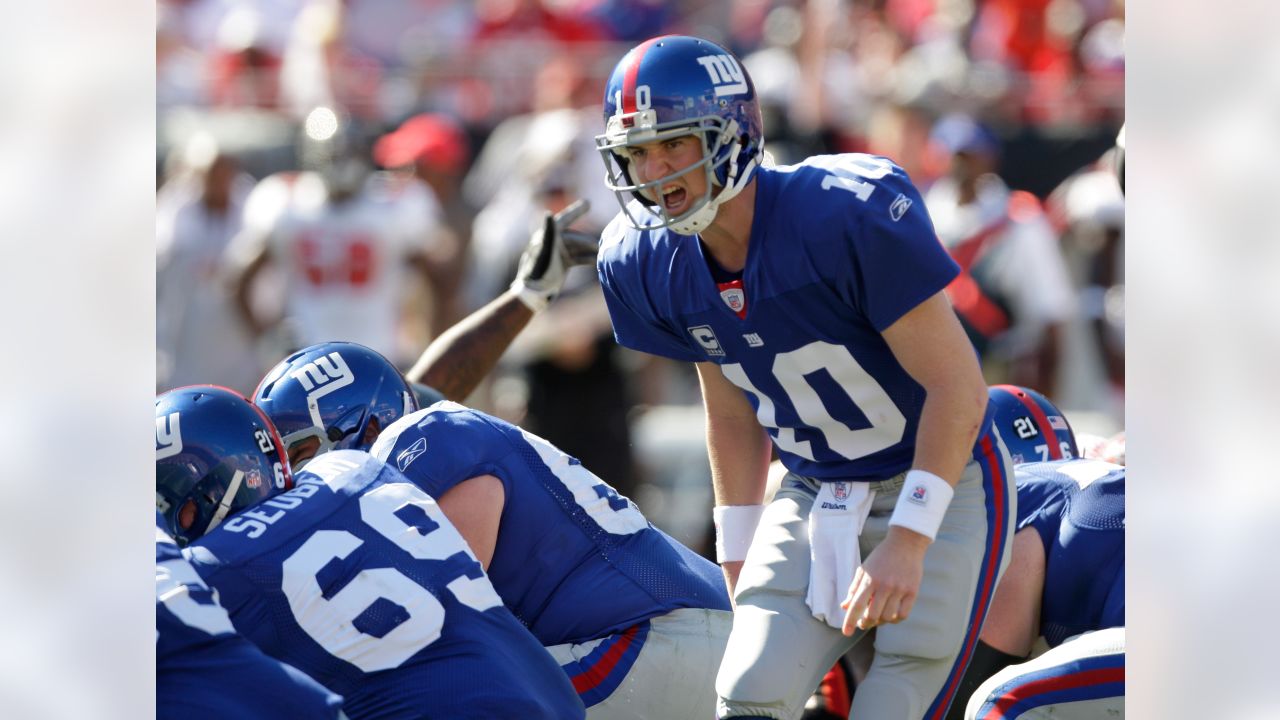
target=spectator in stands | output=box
[925,113,1076,395]
[156,134,261,393]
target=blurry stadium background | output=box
[156,0,1124,559]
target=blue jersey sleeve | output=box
[1015,470,1069,555]
[1013,460,1126,645]
[159,636,344,720]
[597,213,704,362]
[833,156,959,332]
[369,402,517,499]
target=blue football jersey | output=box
[157,513,343,720]
[184,452,585,720]
[370,402,731,646]
[1015,459,1125,647]
[598,154,981,481]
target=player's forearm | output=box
[696,362,772,505]
[228,247,269,337]
[883,293,989,485]
[704,406,772,506]
[406,288,534,402]
[911,371,988,485]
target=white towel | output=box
[805,481,876,629]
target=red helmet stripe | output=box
[621,35,671,114]
[248,401,295,489]
[993,384,1062,459]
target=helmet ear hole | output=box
[361,417,382,448]
[156,385,290,545]
[178,499,198,530]
[287,436,322,468]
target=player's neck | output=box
[699,181,756,273]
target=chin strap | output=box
[670,128,760,235]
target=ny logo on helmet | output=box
[156,412,183,461]
[291,351,355,397]
[697,54,747,96]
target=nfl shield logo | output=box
[832,482,850,501]
[720,287,745,312]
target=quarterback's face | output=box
[622,135,705,216]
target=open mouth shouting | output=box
[661,185,688,214]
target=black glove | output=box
[511,199,596,310]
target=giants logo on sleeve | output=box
[291,352,355,398]
[156,412,183,461]
[696,54,748,96]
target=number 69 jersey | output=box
[370,403,732,646]
[184,451,585,720]
[598,154,975,481]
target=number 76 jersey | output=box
[185,450,585,720]
[598,154,969,481]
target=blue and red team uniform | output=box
[971,459,1125,718]
[370,402,732,704]
[183,452,586,720]
[598,154,994,480]
[598,155,1011,717]
[156,513,344,720]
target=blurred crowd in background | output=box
[156,0,1124,556]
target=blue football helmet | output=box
[988,384,1079,465]
[596,35,764,235]
[253,342,417,470]
[156,385,292,546]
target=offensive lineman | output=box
[155,386,585,720]
[948,387,1124,719]
[156,511,346,720]
[594,35,1016,719]
[255,345,734,719]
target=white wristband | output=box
[713,504,765,563]
[888,470,955,542]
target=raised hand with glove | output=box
[406,198,598,402]
[510,199,598,311]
